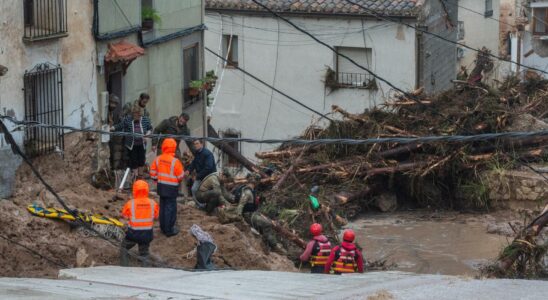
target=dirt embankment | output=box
[0,133,295,278]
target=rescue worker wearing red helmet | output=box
[300,223,332,273]
[324,229,364,274]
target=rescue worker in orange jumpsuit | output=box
[324,229,364,274]
[120,180,159,266]
[300,223,332,273]
[150,138,185,237]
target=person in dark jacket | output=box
[152,113,192,156]
[112,104,152,179]
[185,139,217,196]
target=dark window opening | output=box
[222,35,238,67]
[533,7,548,35]
[485,0,493,17]
[223,131,241,167]
[23,0,68,41]
[183,44,200,108]
[23,63,64,158]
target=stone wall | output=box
[482,169,548,206]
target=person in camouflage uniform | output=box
[108,94,126,170]
[151,113,193,157]
[219,173,285,254]
[194,171,233,214]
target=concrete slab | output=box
[0,266,547,299]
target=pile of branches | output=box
[228,76,548,237]
[482,205,548,278]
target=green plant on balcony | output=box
[189,71,219,97]
[141,7,161,31]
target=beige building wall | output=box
[0,0,97,143]
[457,0,505,83]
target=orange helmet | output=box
[310,223,322,236]
[343,229,355,242]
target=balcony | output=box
[335,72,377,90]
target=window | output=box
[222,131,241,167]
[533,7,548,35]
[23,63,64,157]
[485,0,493,17]
[222,35,238,67]
[141,0,154,31]
[335,47,374,89]
[23,0,68,41]
[183,44,200,108]
[457,21,465,41]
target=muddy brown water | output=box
[352,213,508,276]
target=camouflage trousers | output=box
[244,212,278,248]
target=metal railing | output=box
[23,63,64,158]
[336,72,375,89]
[23,0,68,41]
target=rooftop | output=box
[205,0,421,17]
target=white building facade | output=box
[204,0,458,166]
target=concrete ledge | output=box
[1,266,547,299]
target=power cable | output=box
[248,0,414,99]
[3,115,548,146]
[441,0,517,29]
[0,117,232,272]
[0,233,68,269]
[205,47,333,121]
[343,0,548,75]
[112,0,134,29]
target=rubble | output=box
[240,76,548,257]
[0,133,295,277]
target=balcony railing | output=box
[23,0,68,42]
[336,72,376,89]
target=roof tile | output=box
[205,0,420,17]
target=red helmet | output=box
[343,229,355,242]
[310,223,322,236]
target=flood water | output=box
[352,213,509,276]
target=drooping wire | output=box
[3,114,548,146]
[0,117,233,272]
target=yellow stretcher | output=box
[27,204,124,227]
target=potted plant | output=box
[142,7,161,31]
[189,80,204,96]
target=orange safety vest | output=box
[128,198,156,230]
[332,247,357,273]
[150,155,184,186]
[310,240,332,267]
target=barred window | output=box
[23,63,64,157]
[23,0,68,41]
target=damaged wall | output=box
[0,0,97,197]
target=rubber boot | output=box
[140,254,150,267]
[120,247,129,266]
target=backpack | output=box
[233,185,259,212]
